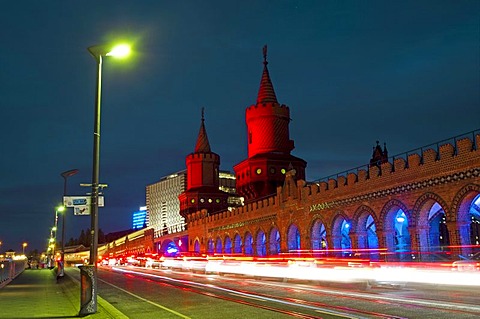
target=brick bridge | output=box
[185,133,480,261]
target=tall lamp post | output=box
[58,169,79,278]
[80,43,131,316]
[22,242,27,255]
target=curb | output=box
[65,269,129,318]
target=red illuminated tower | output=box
[179,109,229,218]
[234,46,306,202]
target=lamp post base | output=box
[79,265,97,315]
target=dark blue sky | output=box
[1,1,479,252]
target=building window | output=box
[200,198,205,203]
[215,198,220,203]
[270,167,276,174]
[256,168,262,175]
[281,168,286,174]
[190,198,195,204]
[208,198,213,203]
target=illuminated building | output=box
[132,206,148,229]
[179,109,231,219]
[147,168,239,239]
[181,47,480,260]
[147,171,187,238]
[234,46,306,203]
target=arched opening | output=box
[365,215,379,259]
[233,234,242,254]
[332,216,351,257]
[428,203,450,260]
[244,232,253,255]
[215,237,222,254]
[224,236,232,254]
[311,219,327,256]
[287,224,301,252]
[356,211,379,260]
[269,228,281,255]
[470,194,480,252]
[394,209,411,261]
[256,231,266,256]
[207,238,214,254]
[455,189,480,256]
[193,239,200,253]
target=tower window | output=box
[249,131,252,144]
[256,168,262,175]
[281,168,286,174]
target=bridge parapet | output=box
[185,129,479,243]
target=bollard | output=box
[79,265,97,315]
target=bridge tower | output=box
[179,109,229,218]
[234,46,307,202]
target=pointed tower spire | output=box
[194,107,211,153]
[256,45,278,104]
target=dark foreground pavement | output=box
[0,268,127,319]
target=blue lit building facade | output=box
[132,206,148,230]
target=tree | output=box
[98,228,106,244]
[79,229,86,246]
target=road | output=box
[67,266,480,319]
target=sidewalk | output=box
[0,268,127,319]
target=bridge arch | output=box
[255,228,266,256]
[244,231,253,255]
[269,226,281,255]
[352,205,380,259]
[224,235,232,253]
[287,223,301,252]
[193,238,200,253]
[380,199,412,261]
[451,184,480,256]
[331,212,351,256]
[310,217,328,253]
[215,236,222,253]
[412,192,450,260]
[233,233,242,254]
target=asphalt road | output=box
[67,266,480,319]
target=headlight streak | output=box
[112,267,376,319]
[133,265,480,318]
[248,280,480,313]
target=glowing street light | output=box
[80,42,131,316]
[22,242,28,255]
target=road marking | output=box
[99,278,192,319]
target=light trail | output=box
[112,267,404,319]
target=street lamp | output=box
[58,169,79,278]
[80,43,131,315]
[22,242,27,255]
[56,205,66,277]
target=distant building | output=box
[147,171,187,238]
[132,206,148,229]
[147,168,240,239]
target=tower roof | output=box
[256,45,278,104]
[194,108,211,153]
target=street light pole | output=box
[58,169,79,279]
[79,43,131,316]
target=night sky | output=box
[1,1,479,253]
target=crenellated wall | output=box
[187,133,480,258]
